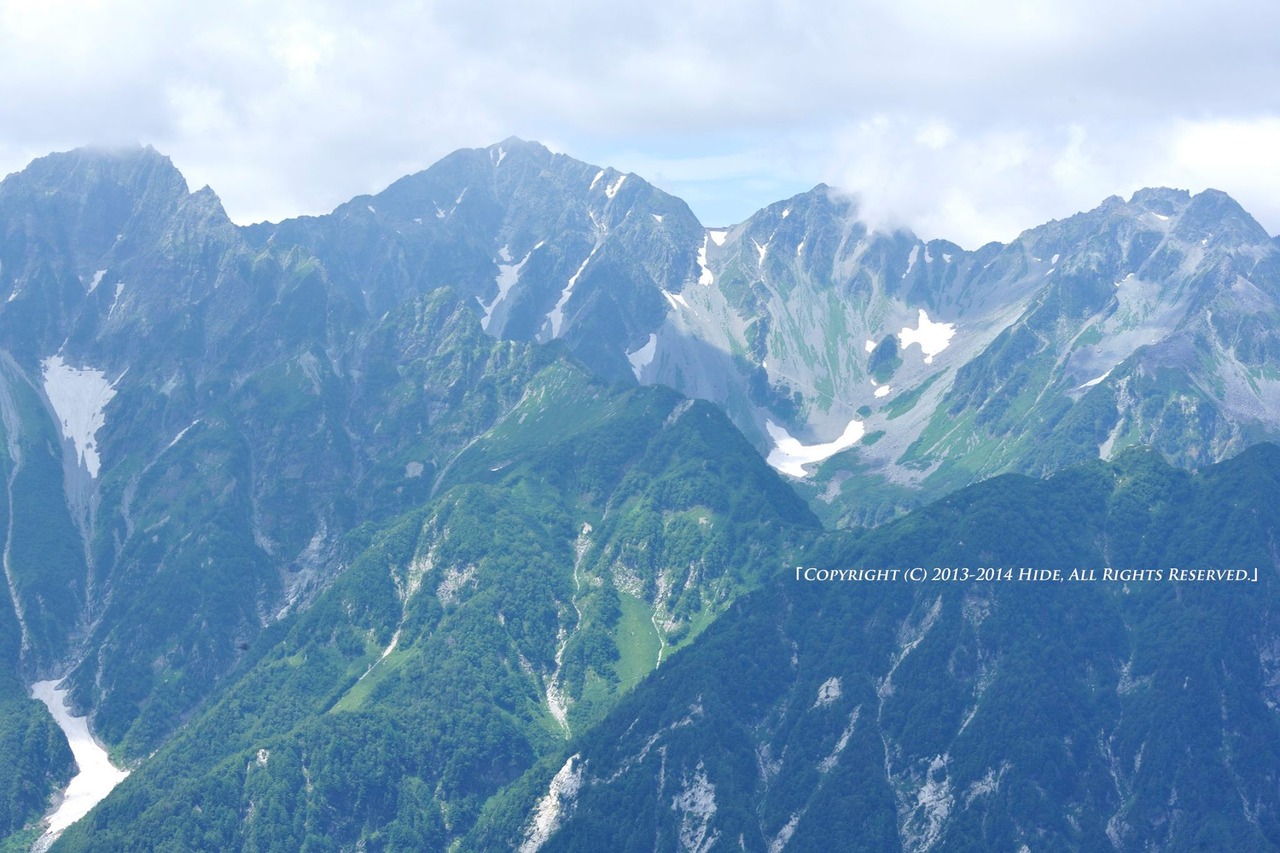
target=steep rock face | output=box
[0,148,374,755]
[248,138,705,384]
[650,185,1280,525]
[0,144,830,849]
[0,147,591,760]
[243,143,1280,527]
[492,446,1280,852]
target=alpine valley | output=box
[0,138,1277,851]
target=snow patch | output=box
[765,418,864,478]
[708,229,728,246]
[165,419,200,451]
[865,339,876,353]
[875,385,892,398]
[495,146,507,165]
[41,356,117,478]
[662,289,690,311]
[781,207,791,218]
[627,334,658,380]
[108,282,124,315]
[1051,253,1060,264]
[754,239,768,266]
[651,213,664,223]
[605,174,627,199]
[30,680,129,852]
[88,269,107,293]
[366,204,376,214]
[697,235,714,285]
[904,245,919,278]
[1152,212,1169,221]
[899,309,956,365]
[590,170,604,190]
[1081,369,1112,389]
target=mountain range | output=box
[0,139,1275,850]
[230,138,1280,529]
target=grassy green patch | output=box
[884,370,945,420]
[900,407,973,468]
[331,646,409,712]
[1075,325,1104,346]
[614,592,661,690]
[0,826,40,853]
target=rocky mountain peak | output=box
[1175,187,1272,248]
[1128,186,1190,214]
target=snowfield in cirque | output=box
[899,310,956,365]
[41,356,117,478]
[765,418,865,478]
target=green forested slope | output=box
[488,446,1280,851]
[55,365,817,850]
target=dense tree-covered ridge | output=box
[492,445,1280,851]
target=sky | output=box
[0,0,1277,248]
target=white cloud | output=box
[0,0,1275,238]
[1166,118,1280,227]
[825,115,1280,247]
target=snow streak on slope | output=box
[480,245,539,331]
[31,680,129,852]
[41,356,117,478]
[697,235,714,285]
[547,245,600,339]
